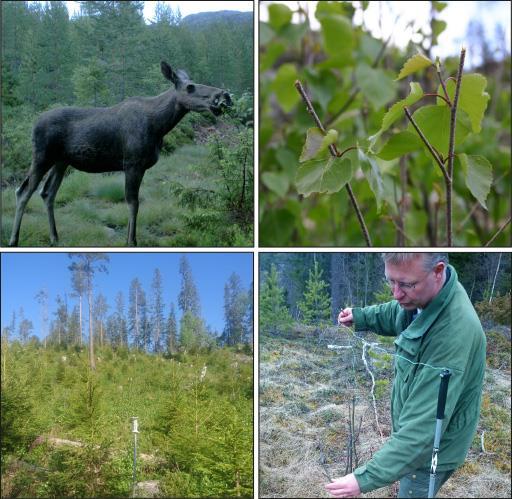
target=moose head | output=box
[161,61,232,116]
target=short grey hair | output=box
[381,253,448,271]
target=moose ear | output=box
[186,84,195,94]
[161,61,178,86]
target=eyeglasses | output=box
[385,272,431,291]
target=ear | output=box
[161,61,178,86]
[186,83,195,94]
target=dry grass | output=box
[259,326,511,498]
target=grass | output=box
[260,324,511,498]
[1,143,253,247]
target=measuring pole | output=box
[428,370,451,498]
[131,417,139,498]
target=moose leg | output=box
[125,168,145,247]
[9,159,53,246]
[40,162,68,246]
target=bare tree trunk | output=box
[489,253,502,303]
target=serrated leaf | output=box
[271,63,299,113]
[458,154,493,209]
[407,105,472,155]
[355,63,395,109]
[396,52,433,80]
[358,150,385,211]
[368,82,423,152]
[376,131,423,160]
[261,172,290,198]
[268,4,292,31]
[438,74,490,133]
[299,128,338,162]
[296,155,352,197]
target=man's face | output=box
[384,257,446,310]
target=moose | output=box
[8,61,232,246]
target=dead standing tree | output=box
[9,61,232,247]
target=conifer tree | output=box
[115,291,128,347]
[128,278,144,349]
[68,253,109,370]
[151,268,165,353]
[223,272,247,346]
[298,260,332,325]
[178,255,200,316]
[167,302,178,355]
[260,264,292,335]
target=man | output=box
[325,253,486,498]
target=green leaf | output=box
[407,105,472,155]
[458,154,493,209]
[438,74,490,133]
[432,1,447,12]
[271,64,300,113]
[355,63,395,109]
[261,172,290,198]
[431,19,447,40]
[376,131,423,160]
[358,150,385,211]
[368,82,423,152]
[299,128,338,162]
[395,52,433,80]
[268,4,292,31]
[318,14,354,61]
[296,155,352,197]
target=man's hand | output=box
[338,308,353,327]
[325,473,361,497]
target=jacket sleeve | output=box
[353,338,472,492]
[352,301,402,337]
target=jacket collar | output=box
[394,265,458,354]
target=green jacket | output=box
[352,265,486,493]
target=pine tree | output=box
[68,253,109,370]
[93,293,109,347]
[260,264,292,335]
[298,260,332,325]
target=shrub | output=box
[475,293,511,325]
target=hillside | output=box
[1,343,253,497]
[182,10,253,28]
[259,325,510,498]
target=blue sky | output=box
[1,252,253,340]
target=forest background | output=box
[1,252,253,497]
[259,252,511,498]
[259,1,511,246]
[1,1,254,246]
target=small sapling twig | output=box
[294,80,372,246]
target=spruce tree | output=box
[298,260,332,325]
[167,302,178,355]
[223,273,247,346]
[260,264,292,335]
[151,268,165,353]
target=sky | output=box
[64,1,254,21]
[259,1,511,67]
[1,252,253,340]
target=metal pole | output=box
[131,417,139,498]
[428,370,451,498]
